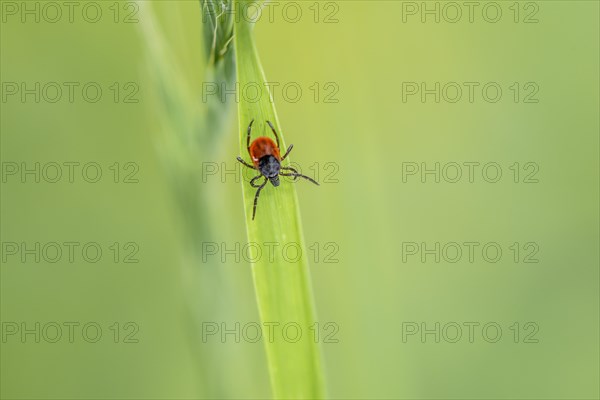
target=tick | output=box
[237,119,319,220]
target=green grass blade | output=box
[138,2,237,397]
[234,1,326,398]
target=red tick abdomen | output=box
[249,137,281,166]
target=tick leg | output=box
[266,120,280,149]
[280,166,300,181]
[250,174,266,188]
[252,177,268,220]
[281,144,294,161]
[237,156,256,170]
[246,119,255,157]
[280,172,320,186]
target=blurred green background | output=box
[1,1,598,399]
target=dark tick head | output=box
[269,175,280,187]
[258,155,281,186]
